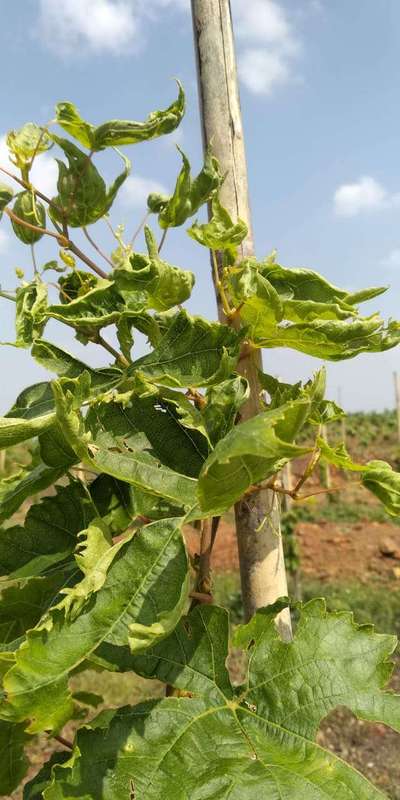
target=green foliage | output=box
[49,136,130,228]
[11,191,46,244]
[188,194,248,264]
[55,82,185,150]
[14,277,48,346]
[113,226,194,311]
[32,602,400,799]
[0,87,399,798]
[0,182,14,217]
[149,147,222,229]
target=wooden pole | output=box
[191,0,291,639]
[394,372,400,444]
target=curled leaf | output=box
[11,191,46,244]
[55,83,185,150]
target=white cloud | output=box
[238,49,291,95]
[38,0,140,55]
[0,135,58,199]
[0,229,10,254]
[234,0,296,51]
[121,175,168,209]
[233,0,302,95]
[380,249,400,270]
[35,0,306,99]
[37,0,189,56]
[333,176,388,217]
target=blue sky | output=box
[1,0,400,412]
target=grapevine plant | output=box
[0,85,400,799]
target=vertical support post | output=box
[191,0,291,638]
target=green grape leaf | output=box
[317,438,365,472]
[92,376,210,478]
[94,82,185,149]
[228,260,398,360]
[0,720,30,796]
[156,147,222,229]
[0,478,106,579]
[55,101,96,149]
[0,573,72,653]
[6,123,51,169]
[42,601,400,799]
[113,226,194,311]
[198,399,312,514]
[261,261,385,307]
[130,309,243,388]
[49,137,130,228]
[2,517,189,733]
[229,260,284,334]
[46,280,125,334]
[254,316,400,360]
[14,277,48,347]
[116,314,135,360]
[31,339,121,387]
[260,368,342,425]
[4,380,55,421]
[282,297,356,322]
[187,194,248,264]
[23,752,70,800]
[55,85,185,150]
[38,422,79,468]
[362,460,400,516]
[0,462,65,526]
[52,377,198,511]
[0,403,55,452]
[203,375,249,445]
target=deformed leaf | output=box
[46,280,124,335]
[0,478,105,579]
[6,122,51,170]
[130,309,243,387]
[14,277,48,347]
[0,392,55,451]
[228,258,398,360]
[256,316,400,361]
[187,194,248,264]
[0,182,14,216]
[362,460,400,516]
[11,191,46,245]
[2,517,189,733]
[55,85,185,150]
[155,147,222,229]
[52,377,198,511]
[49,137,130,228]
[318,438,365,472]
[58,518,129,619]
[260,367,342,425]
[55,101,96,149]
[203,375,249,445]
[42,601,400,799]
[198,399,312,514]
[113,226,194,311]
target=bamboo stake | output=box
[191,0,291,639]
